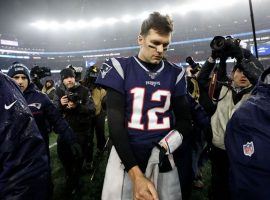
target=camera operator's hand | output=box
[67,101,77,109]
[60,95,68,106]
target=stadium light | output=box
[137,11,150,20]
[49,21,60,30]
[29,0,247,31]
[76,20,90,29]
[90,18,104,28]
[30,20,50,30]
[63,21,74,30]
[121,15,133,23]
[160,5,173,15]
[105,18,118,25]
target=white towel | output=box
[102,146,182,200]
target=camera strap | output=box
[209,66,232,102]
[208,69,218,100]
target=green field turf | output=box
[49,132,211,200]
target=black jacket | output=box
[54,83,95,133]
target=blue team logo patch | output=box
[243,141,254,157]
[101,63,112,78]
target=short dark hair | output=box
[140,12,173,36]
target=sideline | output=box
[49,142,57,149]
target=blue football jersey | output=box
[96,56,186,169]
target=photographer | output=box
[81,65,107,171]
[54,68,95,196]
[197,36,264,200]
[30,65,52,90]
[185,58,212,190]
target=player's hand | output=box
[128,166,159,200]
[133,175,158,200]
[60,95,68,106]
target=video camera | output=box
[186,56,201,74]
[210,36,243,61]
[30,65,51,79]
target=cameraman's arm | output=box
[197,57,216,88]
[197,58,217,115]
[53,88,67,112]
[217,58,229,83]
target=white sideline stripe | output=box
[49,142,57,149]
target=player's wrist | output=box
[128,165,144,182]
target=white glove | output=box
[159,129,183,154]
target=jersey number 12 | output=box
[128,87,171,130]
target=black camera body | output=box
[66,91,81,104]
[186,56,201,74]
[210,36,242,60]
[30,65,51,79]
[67,92,80,103]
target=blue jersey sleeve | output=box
[174,66,187,97]
[96,58,125,94]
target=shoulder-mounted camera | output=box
[30,65,51,79]
[210,36,243,61]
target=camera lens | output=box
[210,36,225,50]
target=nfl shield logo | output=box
[243,141,254,157]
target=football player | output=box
[97,12,192,200]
